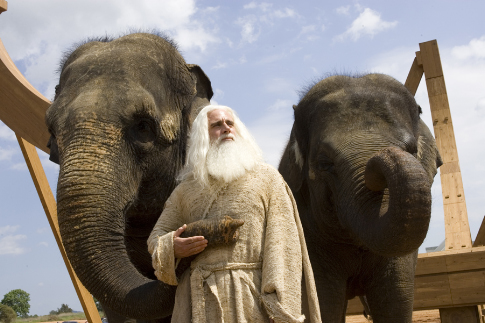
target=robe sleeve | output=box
[147,185,186,286]
[260,173,306,323]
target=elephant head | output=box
[279,74,442,257]
[45,33,212,320]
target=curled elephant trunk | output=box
[57,144,175,320]
[355,146,431,256]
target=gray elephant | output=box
[45,32,214,322]
[278,74,442,322]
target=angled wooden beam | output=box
[0,37,51,153]
[473,216,485,247]
[404,55,424,96]
[0,0,7,14]
[419,40,472,251]
[17,135,101,323]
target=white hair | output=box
[178,104,263,186]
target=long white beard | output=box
[206,135,260,184]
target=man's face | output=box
[208,109,236,143]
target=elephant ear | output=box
[417,118,443,184]
[279,129,304,192]
[187,64,213,124]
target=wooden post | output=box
[0,0,7,14]
[17,135,102,323]
[418,40,472,251]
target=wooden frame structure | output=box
[1,2,484,319]
[346,40,485,322]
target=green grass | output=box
[17,312,104,323]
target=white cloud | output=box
[211,89,225,106]
[0,122,16,141]
[248,99,294,167]
[39,242,49,247]
[0,226,27,255]
[0,0,220,98]
[237,3,298,44]
[212,61,228,69]
[268,99,294,111]
[37,227,50,234]
[244,2,273,12]
[273,8,297,19]
[0,147,16,161]
[264,77,296,94]
[336,5,350,15]
[0,225,20,235]
[10,163,27,171]
[451,35,485,60]
[335,8,398,42]
[300,25,316,35]
[236,15,261,44]
[173,26,220,52]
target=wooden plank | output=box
[445,250,485,272]
[419,39,472,251]
[17,135,101,323]
[440,306,480,323]
[414,273,452,308]
[0,0,7,14]
[0,37,51,153]
[420,40,444,79]
[473,217,485,247]
[404,56,424,95]
[416,254,448,275]
[345,248,485,314]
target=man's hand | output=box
[173,224,208,259]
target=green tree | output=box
[0,290,30,318]
[0,304,17,323]
[57,304,72,314]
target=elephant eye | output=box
[316,157,335,173]
[129,116,158,150]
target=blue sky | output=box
[1,0,485,315]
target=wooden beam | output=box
[0,0,7,14]
[473,216,485,247]
[347,247,485,315]
[17,135,102,323]
[439,306,481,323]
[419,39,472,251]
[0,37,51,153]
[404,55,424,95]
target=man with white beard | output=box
[148,105,321,323]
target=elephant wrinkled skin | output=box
[45,33,213,322]
[278,74,442,323]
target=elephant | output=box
[45,32,215,322]
[278,73,442,322]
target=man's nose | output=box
[222,123,230,133]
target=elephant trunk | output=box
[57,137,175,320]
[350,146,431,257]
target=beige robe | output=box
[148,163,321,323]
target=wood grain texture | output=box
[0,38,51,153]
[0,0,7,13]
[419,39,472,251]
[346,247,485,314]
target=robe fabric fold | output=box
[148,163,322,323]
